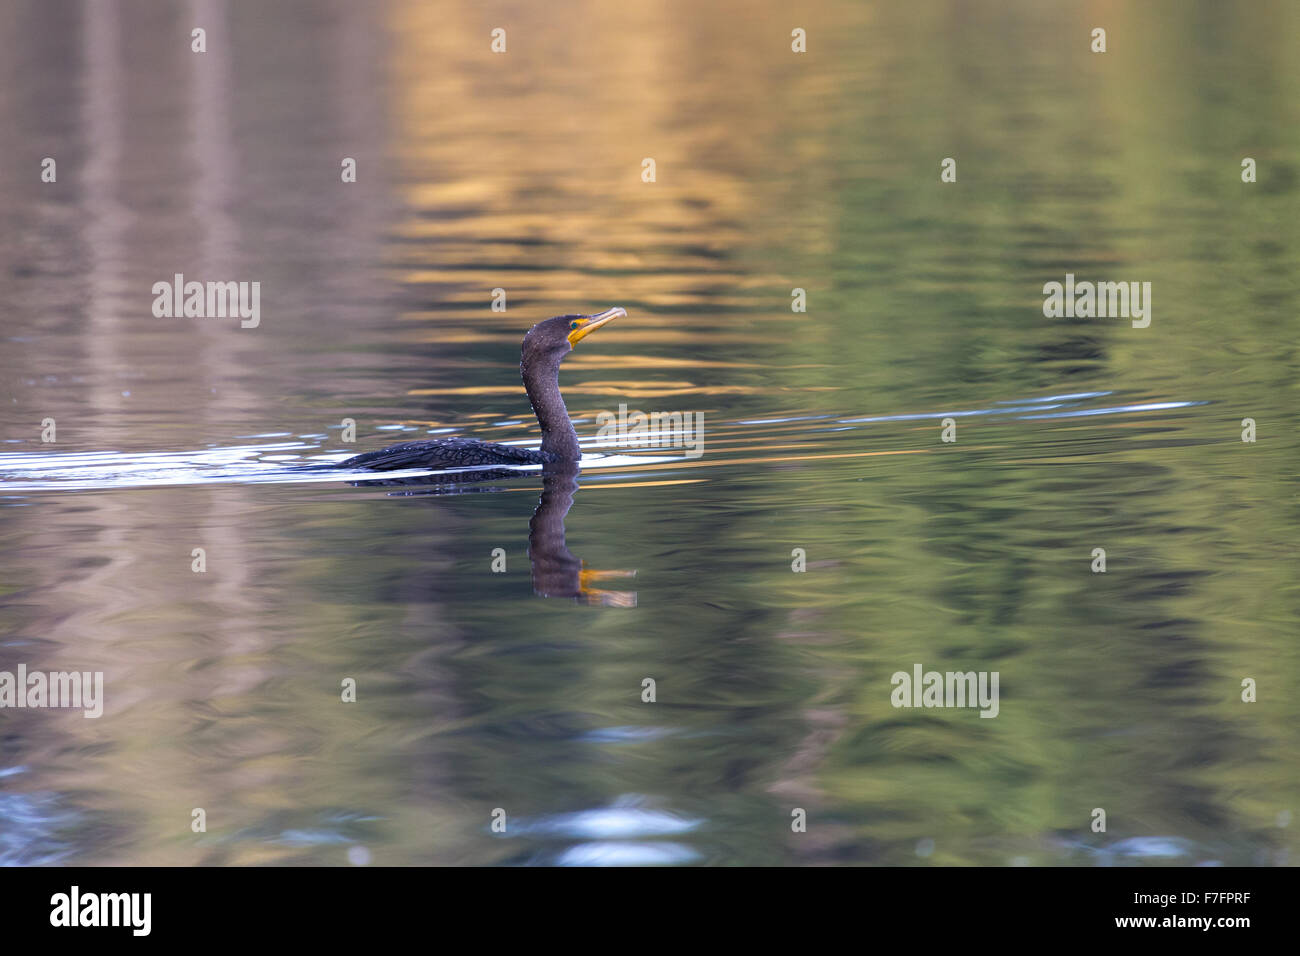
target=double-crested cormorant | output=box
[340,307,624,474]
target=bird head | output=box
[522,307,625,364]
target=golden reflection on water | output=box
[384,0,821,337]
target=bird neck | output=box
[522,351,581,460]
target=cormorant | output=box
[339,308,624,474]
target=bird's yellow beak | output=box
[567,307,626,347]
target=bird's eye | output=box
[569,321,580,330]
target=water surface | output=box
[1,0,1297,866]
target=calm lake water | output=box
[1,1,1297,866]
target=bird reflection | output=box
[352,461,636,606]
[527,463,637,606]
